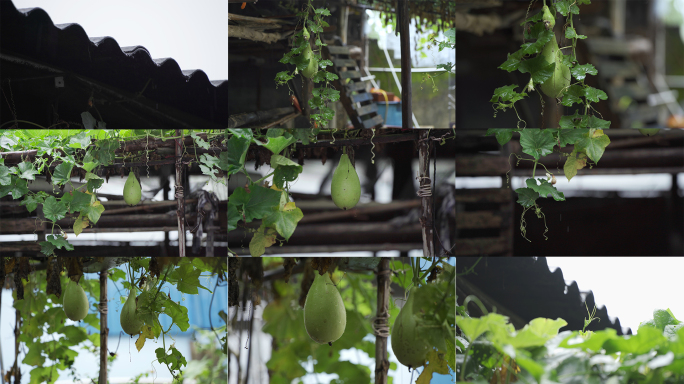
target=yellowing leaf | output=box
[135,325,154,351]
[591,129,604,138]
[416,349,450,384]
[249,225,277,257]
[282,202,296,211]
[73,216,90,237]
[270,185,282,191]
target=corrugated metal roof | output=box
[0,1,227,126]
[457,257,632,335]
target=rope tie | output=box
[371,312,390,338]
[416,176,432,197]
[174,186,184,200]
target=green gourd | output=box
[304,273,346,345]
[539,34,571,99]
[303,26,310,40]
[391,287,430,368]
[123,171,141,206]
[63,279,89,321]
[541,5,555,30]
[120,290,144,335]
[301,44,318,79]
[331,154,361,210]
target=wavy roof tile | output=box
[1,1,227,126]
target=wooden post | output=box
[418,130,434,256]
[175,129,186,257]
[399,0,412,128]
[98,268,108,384]
[374,258,391,384]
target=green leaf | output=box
[271,155,303,189]
[52,162,74,186]
[226,203,240,232]
[565,26,587,40]
[190,132,210,149]
[585,115,611,129]
[229,184,281,223]
[18,162,39,181]
[168,263,210,294]
[43,196,68,222]
[584,86,608,103]
[518,56,555,85]
[571,64,597,81]
[0,177,29,199]
[67,132,91,149]
[575,130,611,163]
[561,85,585,107]
[485,129,516,146]
[0,165,11,185]
[525,178,565,201]
[558,125,588,145]
[263,207,303,241]
[519,129,555,160]
[515,187,540,207]
[490,85,527,105]
[162,299,190,332]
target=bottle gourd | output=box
[539,5,571,99]
[331,153,361,210]
[120,290,144,335]
[391,287,429,368]
[63,279,89,321]
[304,273,346,345]
[123,171,141,206]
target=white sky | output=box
[11,0,228,80]
[546,257,684,334]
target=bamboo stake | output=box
[98,268,108,384]
[374,258,391,384]
[418,130,435,256]
[175,129,186,257]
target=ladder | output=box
[322,45,384,129]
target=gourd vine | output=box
[0,128,227,256]
[486,127,610,241]
[274,0,340,128]
[491,0,611,131]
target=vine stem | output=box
[532,159,538,179]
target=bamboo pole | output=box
[98,268,108,384]
[418,130,435,256]
[399,0,412,128]
[374,258,391,384]
[175,129,186,257]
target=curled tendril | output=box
[370,128,376,164]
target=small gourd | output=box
[331,153,361,210]
[63,279,89,321]
[120,290,144,335]
[391,287,430,369]
[304,273,346,345]
[123,171,141,206]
